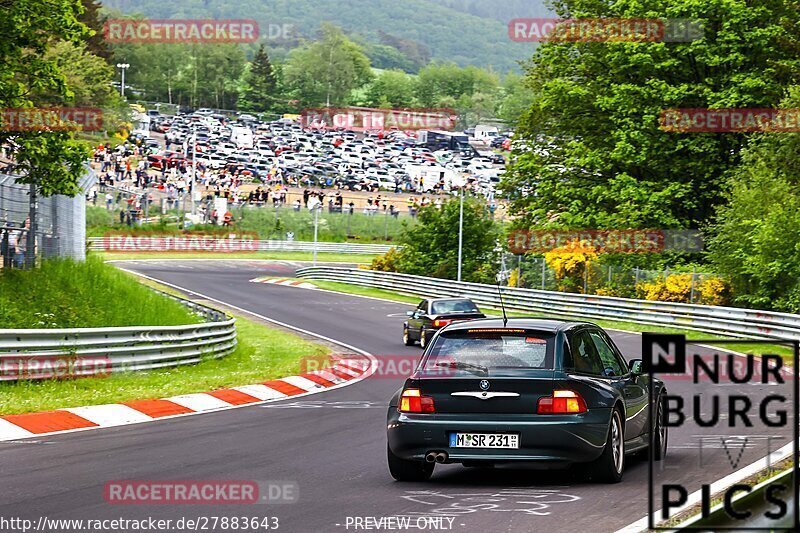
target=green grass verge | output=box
[86,205,414,243]
[0,312,330,415]
[0,257,201,328]
[301,279,795,361]
[94,250,377,263]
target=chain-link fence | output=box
[504,253,718,304]
[0,170,94,268]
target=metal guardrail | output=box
[88,236,396,255]
[0,294,236,381]
[296,267,800,340]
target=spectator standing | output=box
[1,224,11,269]
[13,221,27,268]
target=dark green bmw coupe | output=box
[387,318,667,483]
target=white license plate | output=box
[449,433,519,449]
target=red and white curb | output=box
[250,277,317,289]
[0,355,371,442]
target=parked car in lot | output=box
[387,318,667,483]
[403,298,485,349]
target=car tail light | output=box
[537,390,587,414]
[433,319,452,328]
[398,389,435,414]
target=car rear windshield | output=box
[421,329,555,376]
[430,300,480,314]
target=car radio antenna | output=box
[495,278,508,328]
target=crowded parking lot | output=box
[89,109,510,224]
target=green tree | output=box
[502,0,800,231]
[707,90,800,312]
[496,72,535,127]
[364,69,417,107]
[112,41,246,109]
[394,197,500,283]
[415,63,498,108]
[78,0,111,61]
[239,45,278,112]
[41,41,120,108]
[0,0,92,196]
[283,24,373,107]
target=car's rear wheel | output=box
[592,408,624,483]
[419,329,428,349]
[653,394,668,461]
[403,326,414,346]
[387,444,433,481]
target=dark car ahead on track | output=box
[387,318,667,483]
[403,298,486,349]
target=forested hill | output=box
[429,0,553,23]
[100,0,549,72]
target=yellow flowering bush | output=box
[544,239,598,292]
[637,274,730,305]
[637,274,692,302]
[594,286,621,297]
[698,277,731,306]
[370,247,401,272]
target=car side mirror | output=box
[629,359,643,375]
[406,311,415,317]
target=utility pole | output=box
[116,63,130,98]
[457,186,464,282]
[26,182,37,268]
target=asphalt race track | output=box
[0,260,794,533]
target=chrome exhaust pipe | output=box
[435,452,448,463]
[425,452,437,463]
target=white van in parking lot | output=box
[230,126,254,149]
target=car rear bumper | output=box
[387,409,611,465]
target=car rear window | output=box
[421,329,555,376]
[430,300,480,314]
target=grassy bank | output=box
[0,260,332,414]
[0,257,200,328]
[0,312,330,414]
[86,205,414,243]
